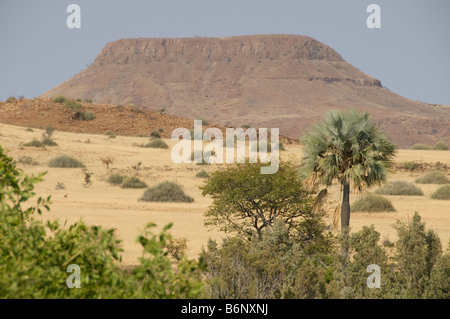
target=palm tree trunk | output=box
[341,181,350,230]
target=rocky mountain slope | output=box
[40,34,450,148]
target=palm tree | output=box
[301,110,396,231]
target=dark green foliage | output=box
[145,139,169,149]
[53,95,68,103]
[150,130,161,139]
[6,96,16,103]
[0,145,205,298]
[351,193,396,212]
[415,171,450,184]
[431,185,450,200]
[48,155,84,168]
[24,139,44,148]
[120,176,147,189]
[140,181,194,203]
[107,174,124,185]
[195,170,210,178]
[375,181,424,196]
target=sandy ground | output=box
[0,123,449,265]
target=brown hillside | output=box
[39,34,450,148]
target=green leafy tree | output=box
[301,110,396,231]
[63,100,83,121]
[201,161,321,242]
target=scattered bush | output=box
[375,181,424,196]
[402,161,419,171]
[25,128,34,132]
[16,156,39,166]
[55,182,66,190]
[44,126,55,138]
[107,174,124,185]
[6,96,16,103]
[433,141,448,151]
[41,137,58,147]
[120,176,147,189]
[431,185,450,200]
[415,171,450,184]
[24,140,44,148]
[150,130,161,139]
[410,144,433,150]
[48,155,84,168]
[80,110,96,121]
[140,182,194,203]
[195,170,210,178]
[85,98,93,103]
[351,193,395,213]
[145,139,169,149]
[76,98,82,102]
[53,95,68,103]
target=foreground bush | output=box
[0,145,204,298]
[48,155,84,168]
[120,176,147,189]
[431,185,450,200]
[140,182,194,203]
[415,171,450,184]
[375,181,423,196]
[145,139,169,149]
[351,193,395,212]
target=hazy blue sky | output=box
[1,0,449,105]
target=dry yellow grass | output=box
[0,123,448,265]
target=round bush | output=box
[415,171,449,184]
[120,176,147,189]
[433,141,448,151]
[53,95,68,103]
[48,155,84,168]
[80,111,96,121]
[351,193,396,213]
[375,181,424,196]
[145,139,169,149]
[41,137,58,147]
[431,185,450,200]
[24,140,44,148]
[140,181,194,203]
[107,174,124,185]
[195,170,210,178]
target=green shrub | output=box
[48,155,84,168]
[375,181,424,196]
[53,95,67,103]
[120,176,147,189]
[6,96,16,103]
[415,171,450,184]
[107,174,124,185]
[351,193,395,212]
[25,128,34,132]
[76,98,82,102]
[41,137,58,147]
[410,144,433,150]
[140,182,194,203]
[195,170,210,178]
[402,161,419,171]
[145,139,169,149]
[80,110,96,121]
[85,98,93,103]
[433,141,448,151]
[24,140,44,148]
[150,130,161,139]
[431,185,450,200]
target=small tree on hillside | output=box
[63,100,83,121]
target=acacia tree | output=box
[301,110,396,231]
[201,161,324,242]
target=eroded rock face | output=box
[41,34,450,148]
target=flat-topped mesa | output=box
[94,34,344,65]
